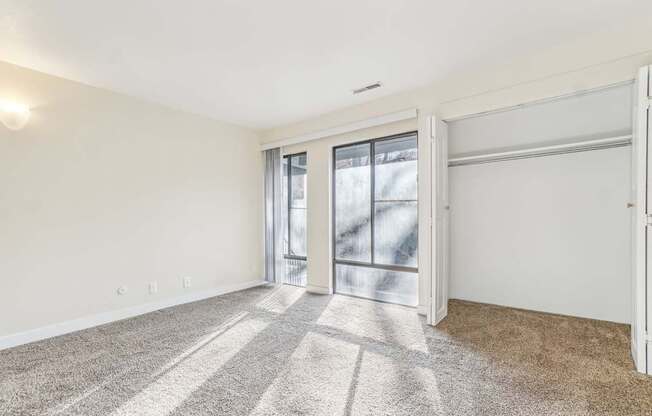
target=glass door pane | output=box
[282,157,289,255]
[289,154,307,257]
[333,133,418,306]
[283,153,307,287]
[374,136,418,267]
[334,143,372,262]
[335,264,418,306]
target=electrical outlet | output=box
[183,276,191,288]
[117,286,128,295]
[149,282,158,294]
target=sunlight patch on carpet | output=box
[151,311,249,378]
[349,350,444,416]
[109,318,268,416]
[249,332,360,416]
[317,295,428,352]
[256,285,305,314]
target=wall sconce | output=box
[0,101,31,131]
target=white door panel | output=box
[633,65,650,374]
[430,116,449,325]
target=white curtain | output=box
[264,148,283,283]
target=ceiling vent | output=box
[353,82,382,95]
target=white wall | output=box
[449,148,631,323]
[0,61,263,340]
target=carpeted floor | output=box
[1,284,651,416]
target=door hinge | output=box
[646,332,652,344]
[646,214,652,227]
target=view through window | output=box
[282,153,307,286]
[333,132,418,305]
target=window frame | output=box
[283,152,308,261]
[331,131,419,279]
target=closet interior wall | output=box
[447,83,633,323]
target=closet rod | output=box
[448,135,632,167]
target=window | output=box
[282,153,307,286]
[333,133,418,305]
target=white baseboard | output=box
[417,305,428,316]
[306,284,332,295]
[0,279,267,351]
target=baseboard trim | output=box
[306,284,332,295]
[0,279,267,351]
[417,305,428,316]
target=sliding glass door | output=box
[333,132,418,305]
[282,153,307,286]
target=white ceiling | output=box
[0,1,649,129]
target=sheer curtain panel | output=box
[264,148,283,282]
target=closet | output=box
[445,83,633,324]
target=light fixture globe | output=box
[0,101,31,131]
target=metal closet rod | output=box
[447,135,632,167]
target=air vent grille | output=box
[353,82,382,94]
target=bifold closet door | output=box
[430,117,449,326]
[648,69,652,376]
[633,65,651,375]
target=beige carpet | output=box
[1,284,651,415]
